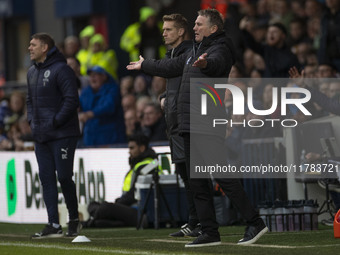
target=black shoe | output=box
[66,219,82,237]
[169,223,194,237]
[186,223,203,237]
[32,224,63,239]
[185,233,221,247]
[238,219,268,245]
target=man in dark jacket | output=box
[127,9,267,247]
[27,33,81,238]
[318,0,340,72]
[160,13,200,238]
[83,134,157,228]
[239,18,300,78]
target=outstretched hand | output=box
[239,16,251,31]
[289,66,305,87]
[288,66,301,79]
[126,55,145,70]
[192,53,208,68]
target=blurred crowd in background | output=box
[0,0,339,153]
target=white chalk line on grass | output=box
[86,228,137,232]
[0,234,27,238]
[0,231,328,240]
[2,239,340,254]
[0,241,189,255]
[147,238,340,249]
[1,229,330,240]
[0,233,146,240]
[263,230,332,235]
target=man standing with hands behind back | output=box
[127,9,267,247]
[27,33,81,238]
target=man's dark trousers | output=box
[35,137,78,224]
[183,133,259,237]
[175,161,199,227]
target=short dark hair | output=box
[318,61,337,71]
[197,9,224,32]
[128,134,150,148]
[31,33,55,51]
[145,102,162,114]
[163,13,188,34]
[269,23,287,36]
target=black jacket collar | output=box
[34,46,66,68]
[193,31,236,65]
[166,40,192,58]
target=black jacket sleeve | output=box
[53,65,80,127]
[26,86,32,125]
[202,44,234,77]
[141,53,188,78]
[26,67,35,125]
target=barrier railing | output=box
[241,137,287,207]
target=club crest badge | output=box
[43,70,50,86]
[44,70,50,78]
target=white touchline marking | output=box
[0,234,144,240]
[146,239,340,249]
[0,234,27,238]
[86,228,137,232]
[0,241,181,255]
[147,239,187,244]
[2,237,340,253]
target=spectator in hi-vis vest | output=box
[82,134,157,228]
[120,6,166,62]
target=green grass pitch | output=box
[1,223,340,255]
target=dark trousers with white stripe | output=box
[34,137,78,224]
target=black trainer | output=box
[185,233,221,247]
[32,224,63,239]
[169,223,194,237]
[66,219,82,237]
[186,223,203,237]
[237,219,268,245]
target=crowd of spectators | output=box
[222,0,340,169]
[0,90,33,151]
[0,0,340,152]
